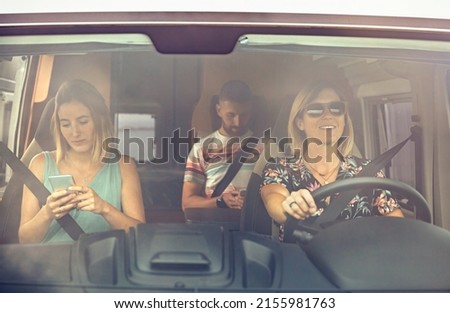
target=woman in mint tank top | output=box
[19,79,146,243]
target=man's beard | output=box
[224,125,246,137]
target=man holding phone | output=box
[182,80,262,211]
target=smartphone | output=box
[239,189,247,197]
[48,174,75,192]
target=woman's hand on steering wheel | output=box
[283,177,431,243]
[282,189,319,221]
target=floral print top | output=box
[261,155,400,240]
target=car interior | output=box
[1,15,450,292]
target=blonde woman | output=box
[19,79,145,243]
[260,80,403,241]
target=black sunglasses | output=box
[302,101,346,118]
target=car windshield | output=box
[0,9,450,310]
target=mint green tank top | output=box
[42,151,122,242]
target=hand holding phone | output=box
[231,188,246,198]
[48,174,75,192]
[47,175,78,216]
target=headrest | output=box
[272,95,295,140]
[209,95,221,131]
[34,98,56,151]
[251,95,295,176]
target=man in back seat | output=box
[182,80,261,211]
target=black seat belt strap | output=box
[0,142,84,240]
[211,155,244,198]
[314,134,412,226]
[211,137,259,198]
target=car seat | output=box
[240,95,295,236]
[0,98,55,244]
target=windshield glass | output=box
[0,28,449,300]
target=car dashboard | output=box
[1,217,449,292]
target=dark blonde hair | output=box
[287,80,354,156]
[51,79,113,163]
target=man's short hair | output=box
[219,80,252,104]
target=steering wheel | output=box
[284,177,431,243]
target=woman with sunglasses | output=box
[260,80,403,241]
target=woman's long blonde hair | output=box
[51,79,113,163]
[287,80,354,157]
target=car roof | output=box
[2,3,450,57]
[2,0,450,20]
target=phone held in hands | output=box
[48,174,75,192]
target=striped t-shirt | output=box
[184,130,261,197]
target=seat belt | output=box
[211,137,259,198]
[314,131,415,227]
[286,128,417,242]
[211,155,243,198]
[0,142,84,240]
